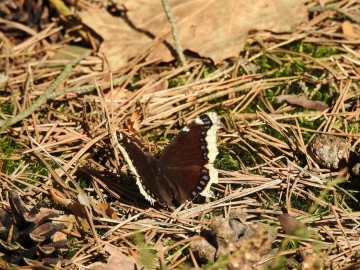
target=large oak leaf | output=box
[79,9,170,70]
[126,0,307,63]
[80,0,307,70]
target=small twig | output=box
[308,5,360,24]
[1,52,88,132]
[160,0,187,66]
[0,77,125,132]
[0,56,125,133]
[48,76,125,99]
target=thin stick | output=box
[48,76,125,99]
[0,62,126,132]
[308,5,360,24]
[160,0,187,66]
[1,52,88,132]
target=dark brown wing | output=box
[114,113,221,207]
[114,132,174,205]
[159,113,221,205]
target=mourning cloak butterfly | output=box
[113,113,222,206]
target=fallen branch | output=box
[161,0,187,66]
[0,52,125,132]
[308,5,360,24]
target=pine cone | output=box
[0,190,68,267]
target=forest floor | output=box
[0,0,359,269]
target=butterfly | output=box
[113,113,221,206]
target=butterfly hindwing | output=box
[159,113,221,204]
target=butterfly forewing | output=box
[160,125,206,166]
[114,132,174,205]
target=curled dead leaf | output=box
[97,203,117,220]
[278,213,310,238]
[103,87,132,103]
[275,95,328,111]
[49,189,86,219]
[342,21,356,39]
[126,0,308,64]
[125,111,141,133]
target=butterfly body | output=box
[114,113,221,206]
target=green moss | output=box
[0,101,14,115]
[202,65,219,79]
[0,137,16,156]
[347,118,359,134]
[64,245,78,260]
[292,42,316,55]
[273,60,307,78]
[258,53,279,74]
[203,254,228,270]
[215,150,239,171]
[265,88,277,99]
[313,45,338,58]
[292,194,319,213]
[286,42,339,58]
[168,77,186,88]
[127,75,142,91]
[0,137,19,173]
[76,174,91,190]
[230,147,252,167]
[0,137,50,188]
[298,116,325,132]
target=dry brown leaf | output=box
[278,213,314,239]
[275,95,328,111]
[46,44,91,67]
[125,111,141,133]
[145,79,169,94]
[97,203,117,220]
[55,214,77,227]
[79,9,168,70]
[126,0,307,64]
[342,20,356,39]
[90,250,138,270]
[80,0,307,70]
[53,214,78,240]
[49,189,87,219]
[49,190,91,232]
[104,87,132,103]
